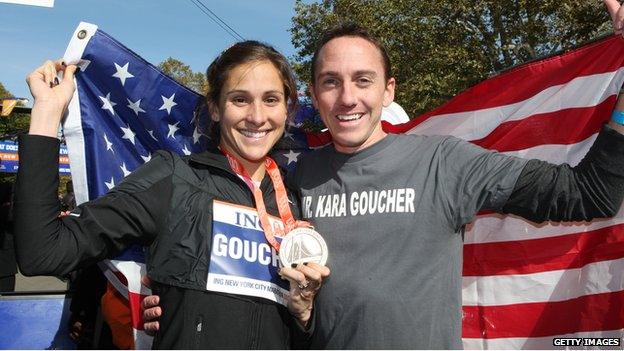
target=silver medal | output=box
[279,227,328,267]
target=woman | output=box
[14,41,329,349]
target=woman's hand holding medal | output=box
[279,262,330,327]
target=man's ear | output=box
[208,102,220,122]
[383,77,396,107]
[308,84,319,109]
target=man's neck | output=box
[334,132,388,154]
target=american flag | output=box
[62,22,624,349]
[61,22,208,348]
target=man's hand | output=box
[279,262,330,327]
[605,0,624,37]
[140,276,161,334]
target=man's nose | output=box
[339,83,357,107]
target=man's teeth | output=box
[240,130,268,138]
[336,113,363,121]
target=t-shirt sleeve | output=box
[502,125,624,222]
[437,136,528,230]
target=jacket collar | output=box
[189,143,285,191]
[189,144,231,171]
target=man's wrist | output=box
[612,110,624,126]
[294,309,311,326]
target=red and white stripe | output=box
[99,260,152,349]
[392,35,624,348]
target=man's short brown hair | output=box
[310,23,392,83]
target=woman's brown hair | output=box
[201,40,299,141]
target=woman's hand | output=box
[279,262,330,327]
[26,59,78,137]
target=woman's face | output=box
[212,59,287,166]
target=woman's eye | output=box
[265,96,280,104]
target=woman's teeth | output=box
[240,130,268,138]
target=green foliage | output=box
[158,57,208,95]
[0,82,72,195]
[290,0,612,117]
[0,82,11,99]
[0,82,29,184]
[0,82,30,140]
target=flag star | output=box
[112,62,134,86]
[103,133,114,153]
[192,126,202,144]
[147,130,158,141]
[120,124,136,145]
[167,121,180,139]
[120,162,132,177]
[181,144,191,156]
[105,177,115,190]
[283,130,294,140]
[127,98,146,116]
[283,150,300,165]
[141,153,152,163]
[99,93,117,115]
[159,93,177,115]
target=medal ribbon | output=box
[221,148,306,251]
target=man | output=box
[287,23,624,349]
[144,3,624,348]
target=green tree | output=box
[0,82,30,140]
[291,0,612,117]
[0,82,30,184]
[0,82,11,99]
[158,57,208,95]
[0,82,72,192]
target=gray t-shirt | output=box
[290,133,528,349]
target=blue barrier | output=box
[0,294,76,349]
[0,140,70,174]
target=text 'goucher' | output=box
[552,338,621,347]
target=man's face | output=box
[310,36,395,154]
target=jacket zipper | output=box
[249,305,260,349]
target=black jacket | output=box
[14,134,305,349]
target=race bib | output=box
[206,200,289,305]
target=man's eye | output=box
[357,77,373,86]
[323,78,338,86]
[232,97,247,105]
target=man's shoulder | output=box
[393,132,457,142]
[288,144,335,188]
[298,143,335,167]
[389,133,463,152]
